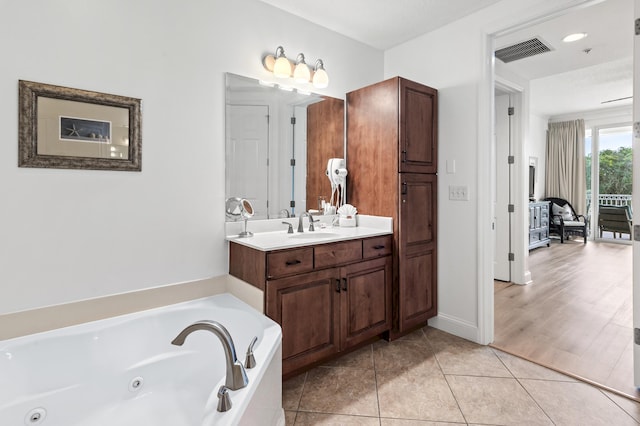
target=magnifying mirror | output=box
[238,198,254,238]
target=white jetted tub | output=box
[0,294,283,426]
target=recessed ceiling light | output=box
[562,33,588,43]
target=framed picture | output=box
[18,80,142,171]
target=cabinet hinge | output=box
[290,158,296,166]
[508,204,515,213]
[635,328,640,345]
[508,253,515,262]
[290,116,296,125]
[290,200,295,208]
[636,18,640,35]
[634,225,640,241]
[507,155,515,164]
[508,106,515,116]
[634,122,640,139]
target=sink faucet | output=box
[298,212,316,232]
[171,320,248,391]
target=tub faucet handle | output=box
[217,385,232,412]
[245,336,258,369]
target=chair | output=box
[598,205,632,239]
[544,197,588,243]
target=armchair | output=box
[598,205,632,239]
[544,197,588,243]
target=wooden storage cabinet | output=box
[230,235,392,376]
[529,201,550,250]
[347,76,438,338]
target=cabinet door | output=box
[398,173,437,332]
[265,268,340,376]
[399,79,438,174]
[340,256,392,349]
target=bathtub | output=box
[0,293,284,426]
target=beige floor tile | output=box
[294,412,380,425]
[427,331,512,377]
[520,379,638,425]
[283,372,307,411]
[285,410,297,425]
[373,338,440,375]
[381,418,465,425]
[493,349,577,381]
[603,390,640,422]
[393,328,427,342]
[323,344,374,369]
[447,375,552,425]
[299,366,379,416]
[376,369,464,423]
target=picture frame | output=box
[18,80,142,171]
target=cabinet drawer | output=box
[315,240,362,269]
[363,235,392,258]
[267,248,313,278]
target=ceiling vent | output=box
[495,37,553,63]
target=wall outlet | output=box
[449,185,469,201]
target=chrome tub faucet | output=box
[171,320,248,391]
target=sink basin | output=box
[289,232,341,240]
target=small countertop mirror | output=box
[225,73,344,221]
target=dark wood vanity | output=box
[229,235,392,376]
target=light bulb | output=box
[293,53,311,83]
[273,46,291,78]
[312,59,329,89]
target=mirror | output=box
[225,73,344,221]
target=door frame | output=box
[478,0,605,345]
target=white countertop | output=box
[226,215,393,251]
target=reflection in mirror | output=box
[225,73,344,221]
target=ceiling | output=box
[259,0,633,117]
[258,0,503,50]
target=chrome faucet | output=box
[171,320,248,391]
[298,212,309,232]
[297,212,316,232]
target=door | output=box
[587,125,633,241]
[265,268,340,376]
[340,256,392,348]
[398,173,437,332]
[633,0,640,388]
[226,105,269,219]
[494,93,513,281]
[399,78,438,174]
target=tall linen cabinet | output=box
[347,77,438,338]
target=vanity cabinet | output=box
[347,77,438,338]
[229,235,392,376]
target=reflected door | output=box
[227,105,269,219]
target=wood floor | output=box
[492,237,638,401]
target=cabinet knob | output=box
[342,278,347,292]
[335,278,341,293]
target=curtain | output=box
[545,119,586,214]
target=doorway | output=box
[587,124,634,242]
[486,0,636,400]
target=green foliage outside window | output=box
[586,146,632,195]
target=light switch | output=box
[446,159,456,174]
[449,185,469,201]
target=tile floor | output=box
[283,326,640,425]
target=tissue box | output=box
[339,215,356,227]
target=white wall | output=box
[383,0,596,342]
[0,0,383,315]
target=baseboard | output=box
[428,313,480,343]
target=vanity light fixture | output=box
[312,59,329,89]
[262,46,329,88]
[293,53,311,83]
[562,32,587,43]
[272,46,292,78]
